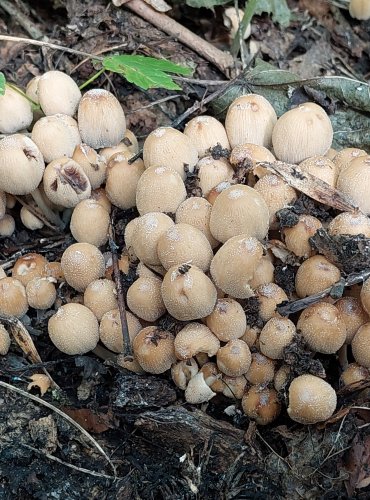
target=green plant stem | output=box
[79,68,105,90]
[5,82,39,107]
[231,0,259,57]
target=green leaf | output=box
[255,0,291,27]
[185,0,229,7]
[102,55,192,90]
[0,72,5,96]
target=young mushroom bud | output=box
[136,166,186,215]
[328,212,370,237]
[38,70,81,116]
[171,359,199,390]
[0,278,28,317]
[25,76,40,104]
[157,223,213,272]
[175,197,219,249]
[229,143,276,178]
[283,215,322,258]
[222,375,248,399]
[206,298,246,341]
[133,326,176,374]
[100,129,138,161]
[209,184,269,243]
[295,255,341,298]
[336,156,370,214]
[196,157,234,197]
[340,363,369,387]
[0,134,44,195]
[254,174,297,227]
[130,212,174,267]
[332,147,367,173]
[12,253,48,286]
[199,362,223,391]
[184,116,230,158]
[105,153,145,210]
[216,339,252,376]
[48,303,99,355]
[335,297,369,344]
[297,302,346,354]
[20,207,44,231]
[225,94,277,148]
[143,127,198,180]
[44,261,64,282]
[31,114,81,164]
[83,279,118,321]
[361,277,370,315]
[72,144,107,189]
[242,386,281,425]
[126,276,166,322]
[255,283,288,322]
[351,323,370,368]
[162,265,217,321]
[0,215,15,237]
[241,325,260,348]
[245,352,276,385]
[185,372,216,404]
[174,323,220,360]
[70,199,109,247]
[26,277,56,309]
[349,0,370,20]
[0,191,5,219]
[210,235,263,298]
[61,242,105,292]
[249,256,275,289]
[43,158,91,208]
[298,155,338,186]
[272,103,333,164]
[99,309,141,353]
[77,89,126,149]
[259,317,296,359]
[0,325,11,356]
[287,375,337,424]
[0,86,33,134]
[274,364,291,392]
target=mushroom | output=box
[60,242,105,292]
[255,283,288,321]
[349,0,370,20]
[223,7,251,39]
[0,277,28,317]
[287,374,337,424]
[72,144,107,189]
[0,324,11,355]
[70,199,110,247]
[298,155,338,186]
[274,364,291,392]
[328,212,370,237]
[207,180,232,205]
[0,191,6,219]
[44,261,64,282]
[272,102,333,164]
[216,339,252,376]
[249,256,275,289]
[0,214,15,237]
[210,235,263,298]
[283,215,322,258]
[83,279,118,321]
[175,197,219,249]
[335,296,369,344]
[161,265,217,321]
[225,94,277,148]
[26,277,56,310]
[245,352,276,385]
[196,157,234,197]
[254,174,297,227]
[336,155,370,214]
[99,130,138,162]
[229,143,276,178]
[209,184,269,243]
[206,298,247,341]
[0,86,33,134]
[171,358,199,390]
[174,322,220,360]
[99,309,142,353]
[136,166,186,215]
[361,277,370,315]
[12,253,48,286]
[25,76,40,104]
[90,187,112,213]
[332,147,367,173]
[133,326,176,374]
[126,276,166,322]
[340,363,369,387]
[48,303,99,355]
[297,302,347,354]
[38,70,81,116]
[242,385,281,425]
[184,372,216,404]
[105,153,145,210]
[143,127,198,180]
[184,116,230,158]
[351,323,370,368]
[20,207,44,231]
[241,325,260,348]
[222,375,248,399]
[199,362,223,391]
[259,317,296,359]
[295,255,341,298]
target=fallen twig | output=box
[0,0,43,39]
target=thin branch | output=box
[0,0,43,39]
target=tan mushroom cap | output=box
[254,174,297,227]
[133,326,176,374]
[272,102,333,164]
[143,127,198,180]
[130,212,174,267]
[225,94,277,149]
[20,207,44,231]
[0,214,15,237]
[70,199,110,247]
[0,191,5,219]
[72,143,107,189]
[287,374,337,424]
[161,265,217,321]
[136,166,186,215]
[229,143,276,178]
[209,184,269,243]
[351,323,370,368]
[0,134,45,195]
[249,256,275,289]
[295,255,341,298]
[207,180,232,205]
[184,115,230,158]
[175,196,219,249]
[255,283,288,322]
[196,157,234,197]
[210,235,263,298]
[274,364,291,392]
[90,188,111,213]
[174,322,220,360]
[126,276,166,322]
[12,253,48,286]
[105,153,145,210]
[242,385,281,425]
[240,325,260,348]
[349,0,370,20]
[297,302,346,354]
[0,86,33,134]
[200,362,223,391]
[31,114,81,164]
[335,296,369,344]
[206,298,247,342]
[283,215,322,258]
[171,358,199,390]
[360,277,370,316]
[44,261,64,282]
[48,303,99,355]
[26,277,56,310]
[99,309,142,353]
[78,89,126,149]
[83,279,118,321]
[185,372,216,404]
[61,242,105,292]
[245,352,276,385]
[299,155,338,186]
[328,212,370,238]
[26,76,40,104]
[336,155,370,214]
[38,70,81,116]
[259,317,296,359]
[332,147,367,173]
[340,363,369,387]
[216,339,252,376]
[0,324,11,355]
[157,223,213,272]
[222,375,248,399]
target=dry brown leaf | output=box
[62,407,117,433]
[112,0,171,12]
[27,374,51,396]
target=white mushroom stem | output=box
[185,372,216,404]
[30,188,64,229]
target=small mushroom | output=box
[332,147,367,173]
[259,317,296,359]
[335,296,369,344]
[229,143,276,178]
[105,153,145,210]
[295,255,341,298]
[222,375,248,399]
[185,372,216,404]
[99,309,142,353]
[174,322,220,360]
[328,212,370,237]
[133,326,176,374]
[349,0,370,20]
[184,116,230,158]
[0,324,11,355]
[340,363,369,387]
[242,385,281,425]
[206,298,246,342]
[351,323,370,368]
[0,86,33,134]
[254,174,297,227]
[70,199,110,247]
[216,339,251,376]
[20,207,44,231]
[60,242,105,291]
[298,155,338,186]
[274,364,291,392]
[26,277,56,310]
[0,277,28,317]
[283,215,322,258]
[196,157,234,197]
[245,352,276,385]
[171,359,199,390]
[72,144,107,189]
[38,70,81,116]
[12,253,48,286]
[83,279,118,321]
[126,276,166,322]
[0,214,15,237]
[255,283,288,322]
[336,155,370,215]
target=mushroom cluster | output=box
[1,73,369,427]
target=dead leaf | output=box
[62,407,117,433]
[27,374,51,396]
[344,434,370,495]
